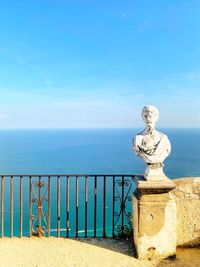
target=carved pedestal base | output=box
[144,163,169,181]
[133,179,176,260]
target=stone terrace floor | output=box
[0,237,199,267]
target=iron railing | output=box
[0,174,142,238]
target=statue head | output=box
[142,105,159,133]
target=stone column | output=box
[133,178,176,260]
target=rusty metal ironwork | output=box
[47,176,51,237]
[57,176,60,237]
[10,176,13,237]
[29,176,32,237]
[66,175,70,238]
[75,176,78,238]
[0,174,142,238]
[1,176,4,237]
[94,175,97,238]
[20,176,23,237]
[103,175,106,238]
[31,178,48,237]
[85,176,88,238]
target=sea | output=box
[0,128,199,237]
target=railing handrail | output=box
[0,174,144,177]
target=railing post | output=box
[94,176,97,237]
[57,176,60,237]
[66,175,70,238]
[1,176,4,237]
[85,176,88,238]
[76,176,78,238]
[29,176,32,237]
[20,176,23,237]
[10,176,13,237]
[48,176,51,237]
[112,176,115,238]
[121,176,124,237]
[103,175,106,238]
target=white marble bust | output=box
[133,106,171,180]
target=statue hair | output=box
[141,105,159,121]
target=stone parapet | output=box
[172,177,200,247]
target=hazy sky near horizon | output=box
[0,0,200,128]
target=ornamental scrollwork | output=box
[114,177,133,238]
[32,180,48,236]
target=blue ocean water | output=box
[0,128,199,237]
[0,128,199,177]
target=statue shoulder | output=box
[157,131,169,139]
[136,129,146,136]
[157,131,171,149]
[133,130,145,145]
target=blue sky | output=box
[0,0,200,128]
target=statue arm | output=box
[132,135,140,156]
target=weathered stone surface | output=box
[133,180,176,260]
[172,177,200,247]
[136,179,176,194]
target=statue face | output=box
[143,110,157,133]
[141,106,159,134]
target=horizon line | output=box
[0,127,199,130]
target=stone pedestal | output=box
[133,178,176,260]
[144,163,168,181]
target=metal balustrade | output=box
[0,174,143,238]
